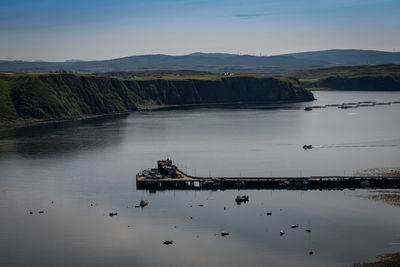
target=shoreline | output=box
[0,99,314,132]
[0,111,131,132]
[140,99,314,110]
[354,252,400,266]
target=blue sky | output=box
[1,0,399,61]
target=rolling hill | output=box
[1,49,399,74]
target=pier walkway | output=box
[136,160,400,190]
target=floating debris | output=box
[306,229,311,233]
[163,240,173,245]
[291,224,299,228]
[309,251,314,255]
[128,225,131,228]
[140,200,149,207]
[221,232,230,236]
[198,204,204,207]
[135,205,140,208]
[38,211,44,214]
[266,212,272,216]
[280,230,285,236]
[109,212,118,216]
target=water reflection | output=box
[0,114,129,158]
[1,188,399,267]
[0,91,400,266]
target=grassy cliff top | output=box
[98,70,288,80]
[0,71,300,86]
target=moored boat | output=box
[360,180,370,187]
[140,200,149,207]
[200,180,221,188]
[235,195,249,202]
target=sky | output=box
[0,0,399,61]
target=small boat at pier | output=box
[236,181,246,188]
[200,180,221,188]
[360,180,370,187]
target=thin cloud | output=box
[233,13,267,19]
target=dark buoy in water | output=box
[309,251,314,255]
[224,207,226,210]
[190,217,192,219]
[29,211,33,215]
[140,200,149,207]
[51,201,54,204]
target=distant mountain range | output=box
[1,49,400,74]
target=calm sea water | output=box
[1,91,400,267]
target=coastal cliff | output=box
[0,73,314,124]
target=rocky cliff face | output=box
[127,76,314,105]
[0,74,314,123]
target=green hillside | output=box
[291,64,400,91]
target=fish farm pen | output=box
[136,160,400,190]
